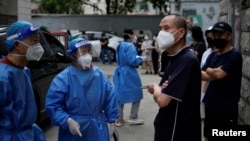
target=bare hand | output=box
[206,67,213,74]
[146,83,155,94]
[161,80,169,89]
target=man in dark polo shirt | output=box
[202,21,242,141]
[146,14,201,141]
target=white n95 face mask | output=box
[77,53,92,70]
[26,43,44,61]
[12,41,44,61]
[157,30,178,50]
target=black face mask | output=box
[206,37,214,47]
[213,38,228,49]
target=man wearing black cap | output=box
[201,21,242,140]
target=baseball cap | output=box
[212,21,232,33]
[205,26,213,35]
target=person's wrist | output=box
[153,91,159,102]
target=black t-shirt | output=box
[202,48,242,116]
[159,50,169,77]
[189,41,206,63]
[135,36,144,55]
[151,39,158,56]
[155,47,201,141]
[100,37,109,48]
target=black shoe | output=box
[150,71,153,74]
[145,71,148,74]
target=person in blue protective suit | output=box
[45,37,119,141]
[113,28,146,126]
[0,21,46,141]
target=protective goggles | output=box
[6,25,40,41]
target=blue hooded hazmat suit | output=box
[113,41,143,104]
[0,63,46,141]
[45,65,119,141]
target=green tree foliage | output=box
[40,0,136,15]
[146,0,169,15]
[40,0,84,14]
[106,0,136,15]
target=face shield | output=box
[6,25,40,41]
[6,24,41,51]
[68,38,93,70]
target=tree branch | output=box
[82,1,104,14]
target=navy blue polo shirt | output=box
[202,48,242,116]
[154,47,201,141]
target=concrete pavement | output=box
[97,62,161,141]
[96,62,161,141]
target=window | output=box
[138,2,149,12]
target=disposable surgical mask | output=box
[77,53,92,70]
[186,33,193,41]
[144,36,149,40]
[157,30,179,50]
[11,41,44,61]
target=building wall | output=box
[211,0,250,124]
[31,15,163,37]
[18,0,32,21]
[0,0,31,24]
[0,0,17,15]
[169,0,220,31]
[0,0,18,24]
[238,0,250,125]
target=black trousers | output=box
[151,49,159,74]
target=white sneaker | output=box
[127,118,144,125]
[115,120,124,127]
